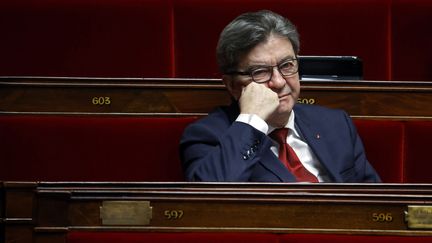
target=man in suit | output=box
[179,10,381,183]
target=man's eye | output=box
[279,61,295,70]
[251,68,270,77]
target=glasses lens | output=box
[251,68,271,83]
[279,60,297,76]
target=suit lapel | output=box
[294,111,344,182]
[259,149,297,182]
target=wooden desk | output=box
[3,182,432,243]
[1,77,432,119]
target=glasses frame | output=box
[226,58,299,83]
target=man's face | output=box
[225,35,300,115]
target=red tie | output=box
[270,128,318,183]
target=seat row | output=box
[1,115,431,183]
[0,0,431,81]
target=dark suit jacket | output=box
[180,102,381,182]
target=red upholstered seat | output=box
[67,232,279,243]
[354,119,404,183]
[67,232,432,243]
[279,233,432,243]
[404,121,432,183]
[174,0,391,80]
[0,115,197,181]
[392,0,432,81]
[0,0,173,77]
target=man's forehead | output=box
[238,38,295,67]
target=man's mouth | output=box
[278,93,290,99]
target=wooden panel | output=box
[33,182,432,234]
[4,226,34,243]
[1,77,432,119]
[2,182,37,243]
[4,181,432,243]
[0,182,4,243]
[0,77,229,115]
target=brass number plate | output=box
[405,205,432,229]
[100,201,152,226]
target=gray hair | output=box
[216,10,300,74]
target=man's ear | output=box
[222,75,240,100]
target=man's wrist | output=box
[236,113,269,134]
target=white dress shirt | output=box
[236,111,330,182]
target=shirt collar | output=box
[285,110,296,131]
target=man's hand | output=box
[239,82,279,121]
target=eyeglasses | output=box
[226,58,299,83]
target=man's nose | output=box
[267,67,286,89]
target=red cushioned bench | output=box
[1,0,431,81]
[1,115,431,183]
[0,115,195,182]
